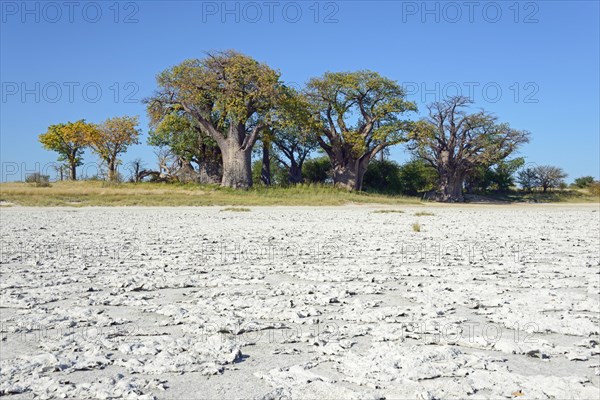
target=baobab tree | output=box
[146,50,281,188]
[39,120,97,180]
[306,70,417,190]
[409,97,530,202]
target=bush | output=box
[302,156,331,184]
[25,173,51,187]
[588,181,600,197]
[363,160,402,193]
[466,158,524,193]
[398,159,437,195]
[573,176,595,188]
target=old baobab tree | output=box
[409,96,530,202]
[306,70,417,190]
[39,120,97,180]
[146,50,281,188]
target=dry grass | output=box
[412,222,421,232]
[0,181,421,207]
[220,207,251,212]
[414,211,435,216]
[372,209,404,214]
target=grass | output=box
[0,181,422,207]
[475,189,599,203]
[3,181,596,208]
[220,207,251,212]
[372,209,404,214]
[412,222,421,232]
[414,211,435,216]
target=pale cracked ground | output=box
[0,205,599,399]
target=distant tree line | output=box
[38,50,598,202]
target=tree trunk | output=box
[198,161,222,184]
[261,141,271,186]
[69,162,77,181]
[198,143,222,184]
[107,160,117,182]
[221,144,253,189]
[289,161,303,184]
[438,172,464,202]
[332,157,369,191]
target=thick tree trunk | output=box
[197,143,222,184]
[198,161,222,184]
[332,157,369,191]
[221,145,252,189]
[438,172,465,202]
[261,141,271,186]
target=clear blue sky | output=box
[1,0,598,182]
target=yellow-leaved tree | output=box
[87,116,141,181]
[39,120,98,180]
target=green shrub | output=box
[573,176,595,188]
[302,156,331,183]
[363,160,402,193]
[588,181,600,197]
[398,159,437,195]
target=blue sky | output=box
[1,0,598,182]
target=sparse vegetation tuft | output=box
[25,173,51,187]
[415,211,434,216]
[221,207,251,212]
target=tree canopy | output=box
[409,96,530,201]
[88,116,141,181]
[146,50,282,188]
[39,120,97,180]
[306,70,417,190]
